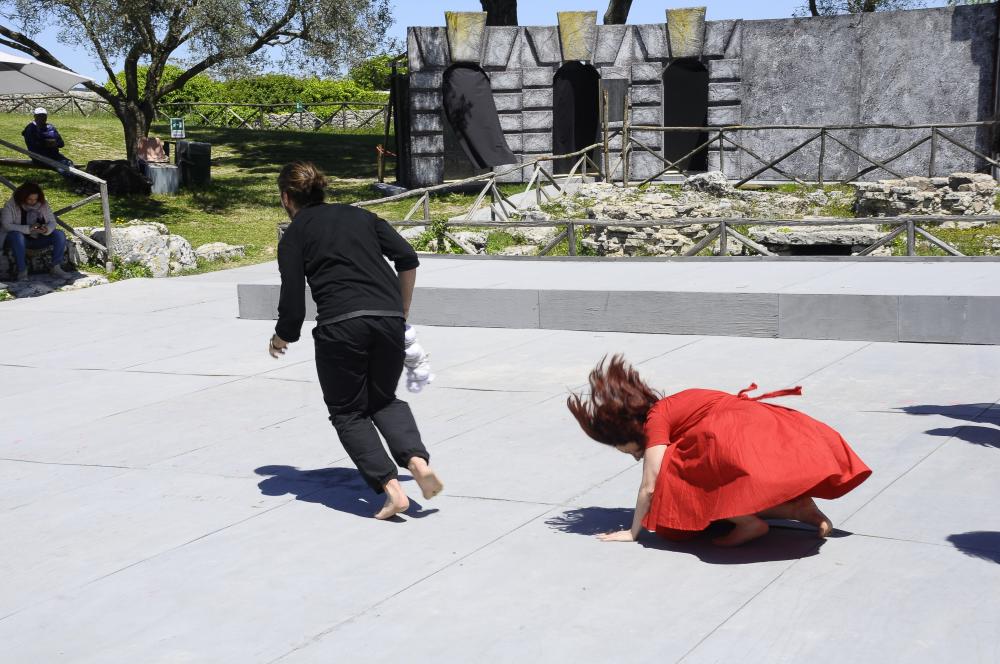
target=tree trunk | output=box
[603,0,633,24]
[809,0,820,16]
[117,100,155,166]
[480,0,517,26]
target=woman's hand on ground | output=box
[597,529,636,542]
[268,334,289,359]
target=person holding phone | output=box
[1,182,69,281]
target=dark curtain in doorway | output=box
[442,64,516,169]
[552,61,601,174]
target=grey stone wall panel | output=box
[725,20,743,58]
[523,67,556,88]
[409,156,444,187]
[410,113,443,133]
[483,27,520,67]
[595,25,629,65]
[630,84,661,106]
[411,91,443,112]
[411,135,444,155]
[499,114,523,132]
[525,27,562,65]
[413,27,450,69]
[523,111,554,132]
[630,63,663,83]
[631,106,662,126]
[599,66,628,80]
[407,29,423,72]
[858,5,997,178]
[709,59,741,81]
[409,71,442,90]
[703,20,737,58]
[708,82,741,104]
[489,70,523,91]
[708,105,741,126]
[494,93,523,112]
[522,132,553,152]
[522,88,553,109]
[636,24,669,60]
[740,15,862,179]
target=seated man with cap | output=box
[21,107,74,174]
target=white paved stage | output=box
[2,264,999,662]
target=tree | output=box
[481,0,517,27]
[603,0,634,24]
[0,0,392,165]
[796,0,925,16]
[350,54,405,91]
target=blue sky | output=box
[1,1,946,84]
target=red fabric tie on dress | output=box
[736,382,803,401]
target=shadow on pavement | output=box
[547,507,836,564]
[947,531,1000,564]
[255,465,438,521]
[898,404,1000,448]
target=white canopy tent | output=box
[0,50,91,94]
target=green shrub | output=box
[350,54,406,91]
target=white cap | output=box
[33,107,47,116]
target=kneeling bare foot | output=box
[713,516,769,547]
[408,457,443,500]
[374,479,409,520]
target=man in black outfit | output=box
[268,161,443,519]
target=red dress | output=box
[642,384,871,537]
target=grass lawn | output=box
[0,114,522,271]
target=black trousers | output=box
[313,316,429,493]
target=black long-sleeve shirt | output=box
[275,203,419,343]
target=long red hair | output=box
[567,354,661,447]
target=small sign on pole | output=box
[170,117,186,139]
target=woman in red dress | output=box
[568,355,872,546]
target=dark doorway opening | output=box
[553,61,601,174]
[442,63,515,179]
[662,58,709,172]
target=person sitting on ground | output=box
[21,107,73,174]
[0,182,69,281]
[567,355,872,547]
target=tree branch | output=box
[809,0,821,15]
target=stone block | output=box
[523,67,556,88]
[499,114,523,132]
[411,91,442,112]
[630,84,661,106]
[594,25,629,65]
[522,133,553,152]
[599,66,628,79]
[703,19,738,58]
[630,151,667,182]
[709,58,741,81]
[707,105,741,126]
[483,26,520,68]
[636,24,669,60]
[557,11,598,62]
[630,62,663,83]
[631,106,662,126]
[446,12,487,63]
[407,29,423,72]
[779,295,899,342]
[411,27,450,69]
[523,111,553,132]
[708,82,741,104]
[494,163,532,183]
[409,71,443,90]
[725,19,743,58]
[503,134,523,153]
[631,130,663,147]
[494,93,523,112]
[410,113,443,133]
[899,296,1000,345]
[411,135,444,155]
[408,156,444,187]
[666,7,706,58]
[522,88,553,109]
[489,70,522,91]
[706,149,740,178]
[525,26,562,65]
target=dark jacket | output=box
[275,203,419,343]
[22,122,66,161]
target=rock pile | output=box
[855,173,997,224]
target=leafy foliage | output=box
[349,54,406,91]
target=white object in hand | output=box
[404,324,434,393]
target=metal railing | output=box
[0,138,114,270]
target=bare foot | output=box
[761,497,833,538]
[374,479,409,520]
[407,457,443,500]
[713,515,770,546]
